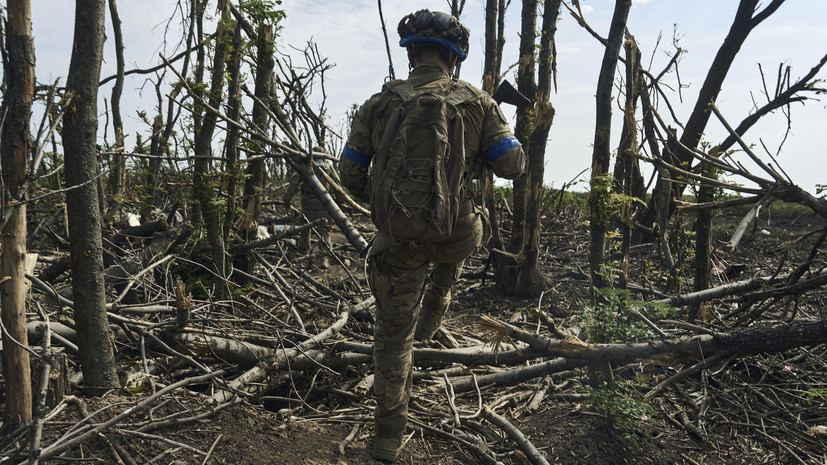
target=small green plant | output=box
[585,380,656,447]
[802,388,827,405]
[579,287,677,343]
[588,174,646,225]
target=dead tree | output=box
[238,21,276,275]
[1,0,35,424]
[481,0,506,252]
[588,0,632,294]
[192,0,231,299]
[61,0,119,393]
[494,1,562,298]
[639,0,787,235]
[506,0,535,256]
[612,36,645,290]
[106,0,126,200]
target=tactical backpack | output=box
[370,80,476,242]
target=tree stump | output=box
[31,347,70,409]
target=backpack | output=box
[370,80,475,242]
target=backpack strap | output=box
[445,81,479,107]
[386,81,417,102]
[388,80,478,106]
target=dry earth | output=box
[3,208,826,464]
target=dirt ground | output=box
[4,208,827,464]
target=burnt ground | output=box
[3,207,827,464]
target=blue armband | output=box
[342,146,372,166]
[483,136,521,162]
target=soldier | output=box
[283,147,342,269]
[338,9,526,463]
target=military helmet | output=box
[397,9,470,62]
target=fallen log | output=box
[479,316,827,363]
[431,358,587,393]
[330,340,538,366]
[170,332,538,372]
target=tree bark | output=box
[193,0,231,298]
[481,0,506,254]
[107,0,126,199]
[494,0,536,294]
[482,0,499,95]
[62,0,119,393]
[479,0,505,254]
[481,315,827,364]
[222,25,243,246]
[1,0,35,424]
[238,22,275,275]
[613,37,643,289]
[507,0,536,255]
[588,0,631,294]
[514,0,561,297]
[690,148,718,322]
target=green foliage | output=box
[714,196,817,218]
[768,200,817,218]
[240,0,286,24]
[579,287,677,344]
[585,380,656,447]
[232,282,257,297]
[816,184,826,197]
[588,174,645,225]
[802,388,827,405]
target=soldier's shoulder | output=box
[454,79,485,95]
[451,79,490,107]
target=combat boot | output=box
[373,416,406,462]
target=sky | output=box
[28,0,827,195]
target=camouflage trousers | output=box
[298,197,332,252]
[368,212,483,441]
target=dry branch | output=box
[482,406,549,465]
[29,370,225,464]
[209,310,350,403]
[479,315,827,364]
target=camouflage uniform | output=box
[339,63,525,458]
[283,158,342,257]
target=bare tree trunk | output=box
[494,0,535,294]
[1,0,34,424]
[482,0,499,95]
[482,0,504,252]
[506,0,536,255]
[587,0,632,387]
[62,0,119,393]
[193,0,230,298]
[588,0,631,294]
[107,0,126,200]
[691,148,718,322]
[613,37,643,289]
[222,25,242,246]
[513,0,561,297]
[189,0,208,225]
[493,0,561,298]
[239,23,275,274]
[141,113,163,221]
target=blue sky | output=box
[30,0,827,194]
